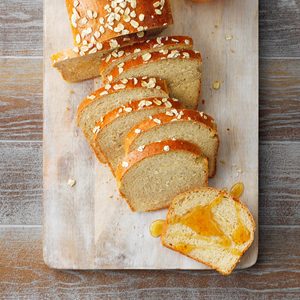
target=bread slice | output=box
[161,187,256,275]
[104,50,202,109]
[52,33,148,82]
[65,0,173,48]
[99,36,193,79]
[125,109,219,177]
[93,98,182,173]
[77,77,169,162]
[115,140,208,212]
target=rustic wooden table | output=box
[0,0,299,298]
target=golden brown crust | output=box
[65,0,173,50]
[76,77,168,124]
[161,187,256,275]
[105,49,202,82]
[124,109,217,154]
[99,36,194,75]
[51,32,150,64]
[91,97,182,174]
[93,97,182,132]
[115,140,204,183]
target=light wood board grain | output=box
[43,0,258,269]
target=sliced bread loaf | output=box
[125,109,219,177]
[103,50,202,109]
[52,33,148,82]
[99,36,193,79]
[115,140,208,212]
[77,77,169,162]
[93,98,182,173]
[65,0,173,48]
[161,187,256,275]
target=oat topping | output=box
[87,95,96,100]
[67,179,76,187]
[122,161,129,168]
[163,145,170,152]
[142,52,152,61]
[100,90,109,96]
[124,107,133,112]
[153,118,161,124]
[93,126,100,134]
[135,128,142,134]
[137,145,145,152]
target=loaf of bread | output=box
[77,77,169,162]
[104,50,202,109]
[65,0,173,49]
[52,33,147,82]
[93,97,182,173]
[161,187,256,275]
[115,140,208,212]
[99,36,194,79]
[125,109,219,177]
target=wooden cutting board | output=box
[43,0,258,269]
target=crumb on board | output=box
[225,34,233,40]
[220,160,226,165]
[227,128,230,131]
[202,99,206,105]
[69,90,75,95]
[68,179,76,187]
[213,81,221,90]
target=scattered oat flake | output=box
[68,179,76,187]
[213,81,221,90]
[225,34,233,41]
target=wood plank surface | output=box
[0,142,42,225]
[0,58,43,140]
[260,0,300,58]
[1,141,299,226]
[1,226,299,299]
[0,0,43,56]
[260,58,300,141]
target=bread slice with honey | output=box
[125,109,219,177]
[99,36,193,79]
[93,98,182,172]
[161,187,256,275]
[104,50,202,109]
[77,77,168,162]
[116,140,208,212]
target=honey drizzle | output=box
[150,219,165,238]
[231,202,250,245]
[168,191,250,256]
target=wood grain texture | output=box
[1,226,299,299]
[0,58,43,140]
[260,58,300,141]
[0,141,42,225]
[0,0,43,56]
[1,0,299,57]
[260,0,300,57]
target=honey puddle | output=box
[150,219,165,238]
[230,182,244,198]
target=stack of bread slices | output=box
[77,35,220,212]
